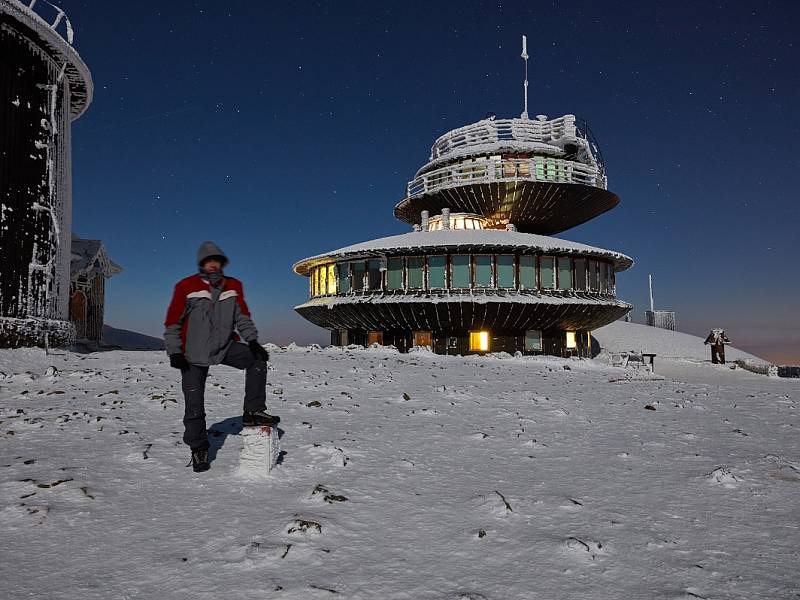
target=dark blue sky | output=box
[63,1,798,362]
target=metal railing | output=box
[406,155,607,198]
[12,0,74,44]
[430,116,579,160]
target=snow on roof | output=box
[70,237,122,279]
[296,292,632,311]
[293,229,634,275]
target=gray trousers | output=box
[182,342,267,450]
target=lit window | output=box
[566,331,577,349]
[469,330,490,352]
[474,255,492,287]
[519,255,536,289]
[367,331,383,346]
[407,256,424,289]
[451,255,470,288]
[540,256,555,289]
[387,257,403,290]
[413,330,432,348]
[428,255,446,288]
[497,255,514,288]
[557,257,572,290]
[525,329,542,351]
[327,264,337,295]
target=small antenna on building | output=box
[520,34,529,119]
[648,273,655,312]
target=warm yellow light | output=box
[327,264,337,294]
[566,331,577,349]
[470,330,490,352]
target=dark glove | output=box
[249,340,269,362]
[169,353,190,370]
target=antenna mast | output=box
[648,274,655,312]
[521,34,529,119]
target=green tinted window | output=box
[387,257,403,290]
[525,329,542,351]
[352,261,365,291]
[519,255,536,289]
[337,263,350,293]
[428,255,446,288]
[557,257,572,290]
[540,256,555,289]
[407,256,424,289]
[474,255,492,287]
[451,255,470,288]
[497,255,514,288]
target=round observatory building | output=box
[0,0,92,347]
[293,114,633,356]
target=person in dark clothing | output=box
[704,328,731,365]
[164,241,279,472]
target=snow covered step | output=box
[236,425,280,477]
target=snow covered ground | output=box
[1,324,798,599]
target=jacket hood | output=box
[196,241,229,267]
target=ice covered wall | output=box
[0,1,91,348]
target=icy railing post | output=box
[237,425,280,477]
[441,208,450,230]
[421,210,429,231]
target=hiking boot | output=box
[191,448,210,472]
[242,410,280,427]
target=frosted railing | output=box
[406,156,607,197]
[429,116,578,160]
[16,0,74,44]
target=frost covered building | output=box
[293,114,633,356]
[0,0,93,347]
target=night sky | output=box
[61,1,798,362]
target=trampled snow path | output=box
[0,342,798,599]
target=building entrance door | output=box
[413,330,432,348]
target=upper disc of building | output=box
[394,114,619,235]
[0,0,93,119]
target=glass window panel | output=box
[428,255,446,288]
[497,255,514,288]
[315,267,325,295]
[407,256,424,289]
[451,255,470,288]
[337,263,350,294]
[599,261,608,293]
[367,259,382,290]
[327,264,337,295]
[566,331,577,349]
[525,329,542,351]
[557,257,572,290]
[474,255,492,287]
[311,269,317,296]
[540,256,555,289]
[387,257,403,290]
[352,261,365,291]
[574,258,587,291]
[519,255,536,289]
[469,331,490,351]
[589,260,599,290]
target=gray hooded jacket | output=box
[163,241,259,366]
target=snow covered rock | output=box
[236,425,280,477]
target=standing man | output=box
[164,241,279,472]
[704,328,731,365]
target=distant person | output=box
[704,328,731,365]
[164,241,279,473]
